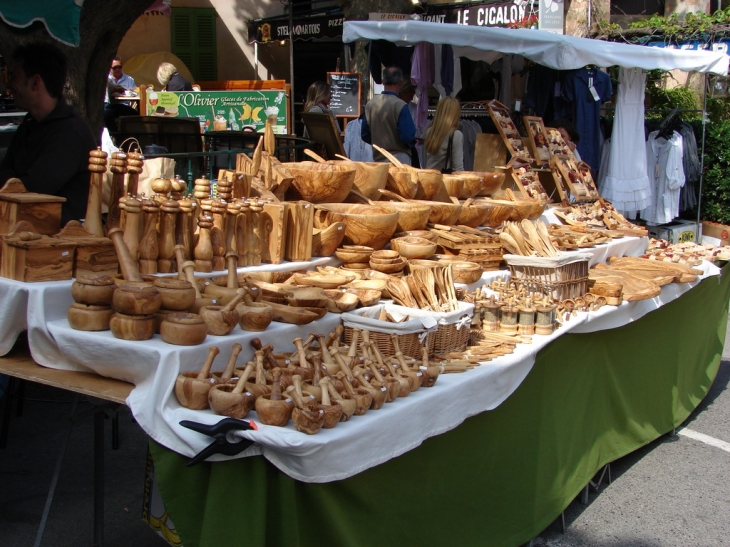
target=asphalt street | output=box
[0,320,728,547]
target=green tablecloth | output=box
[150,268,730,547]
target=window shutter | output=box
[171,8,217,83]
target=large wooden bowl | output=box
[508,198,547,221]
[452,172,489,199]
[476,172,506,196]
[336,161,389,200]
[287,162,356,203]
[420,200,462,225]
[374,201,431,232]
[315,204,399,250]
[441,175,464,199]
[457,202,492,228]
[471,199,515,227]
[386,166,417,199]
[413,169,445,200]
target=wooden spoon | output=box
[372,144,404,168]
[304,149,328,163]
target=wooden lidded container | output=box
[54,222,118,278]
[0,179,65,236]
[1,232,77,282]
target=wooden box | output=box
[55,224,119,278]
[0,179,65,236]
[284,201,313,263]
[1,236,77,282]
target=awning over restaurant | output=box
[247,11,344,44]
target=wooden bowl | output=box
[335,246,374,264]
[315,204,399,251]
[312,222,346,258]
[374,201,431,232]
[235,302,274,331]
[371,249,400,260]
[322,290,360,313]
[67,303,113,331]
[112,282,161,315]
[154,278,196,311]
[337,161,389,200]
[476,172,506,196]
[394,230,438,243]
[340,262,370,271]
[450,261,483,284]
[160,312,208,345]
[369,258,407,274]
[406,259,440,270]
[348,279,388,295]
[386,166,418,198]
[471,199,514,227]
[413,169,445,200]
[391,237,437,260]
[508,199,547,221]
[286,287,329,308]
[287,162,356,203]
[369,256,402,266]
[457,203,491,228]
[344,288,382,307]
[442,175,464,199]
[71,276,116,306]
[452,172,486,199]
[290,272,356,289]
[198,305,239,336]
[110,312,155,341]
[420,201,462,225]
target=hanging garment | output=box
[410,42,435,134]
[344,118,374,162]
[458,119,481,172]
[599,68,652,215]
[563,67,612,173]
[642,130,685,225]
[676,121,700,212]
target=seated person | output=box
[0,43,97,225]
[104,56,138,132]
[157,63,193,92]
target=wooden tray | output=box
[545,127,577,160]
[486,100,533,162]
[508,158,551,203]
[523,116,551,166]
[552,156,594,202]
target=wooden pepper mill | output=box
[209,198,227,271]
[236,199,250,267]
[194,214,214,273]
[175,197,196,261]
[125,151,144,197]
[85,148,107,237]
[217,176,233,201]
[170,175,186,200]
[248,200,264,266]
[157,199,180,273]
[193,175,211,201]
[225,200,241,257]
[107,151,127,231]
[151,177,172,202]
[139,198,160,275]
[121,196,142,262]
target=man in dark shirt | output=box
[0,43,97,225]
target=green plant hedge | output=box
[700,119,730,224]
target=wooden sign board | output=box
[523,116,551,165]
[487,100,533,162]
[327,72,361,118]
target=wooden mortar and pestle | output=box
[211,343,243,384]
[390,334,422,393]
[336,372,373,415]
[353,369,388,410]
[174,346,221,410]
[419,347,441,388]
[365,359,401,402]
[201,252,244,305]
[199,290,244,336]
[208,369,255,419]
[254,368,295,427]
[286,379,325,435]
[291,373,318,407]
[369,341,411,397]
[315,375,343,428]
[322,377,356,422]
[174,245,219,314]
[242,352,273,401]
[236,292,274,332]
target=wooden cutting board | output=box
[588,269,661,301]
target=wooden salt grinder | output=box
[225,200,241,256]
[107,228,142,282]
[126,151,144,198]
[236,200,250,267]
[85,148,107,237]
[210,199,227,271]
[176,197,196,261]
[106,151,128,231]
[194,214,214,272]
[157,199,179,273]
[139,198,160,275]
[121,196,142,262]
[193,175,211,201]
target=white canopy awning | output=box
[343,20,729,76]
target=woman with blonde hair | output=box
[157,62,192,91]
[424,96,463,173]
[302,80,337,139]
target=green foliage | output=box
[596,20,620,34]
[629,8,730,36]
[706,97,730,121]
[701,120,730,223]
[647,85,700,117]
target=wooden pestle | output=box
[176,197,196,261]
[347,329,360,367]
[245,352,272,400]
[250,338,279,371]
[328,345,354,381]
[366,359,401,402]
[316,334,339,375]
[85,148,107,237]
[139,198,160,275]
[106,151,128,231]
[211,343,242,383]
[370,341,411,397]
[225,201,240,257]
[107,228,142,282]
[157,199,179,273]
[174,346,220,409]
[292,337,312,370]
[255,368,294,427]
[314,368,342,428]
[210,199,227,271]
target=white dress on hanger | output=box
[641,130,685,225]
[599,67,652,216]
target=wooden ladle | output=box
[174,346,220,410]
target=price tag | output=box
[61,251,70,257]
[420,315,438,329]
[589,85,600,102]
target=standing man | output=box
[361,66,416,164]
[0,43,96,225]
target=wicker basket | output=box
[504,253,591,301]
[342,327,429,359]
[430,322,471,355]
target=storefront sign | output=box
[247,13,344,43]
[145,90,288,134]
[426,1,534,28]
[647,38,730,55]
[538,0,564,34]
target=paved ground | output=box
[1,322,729,547]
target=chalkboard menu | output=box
[327,72,361,118]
